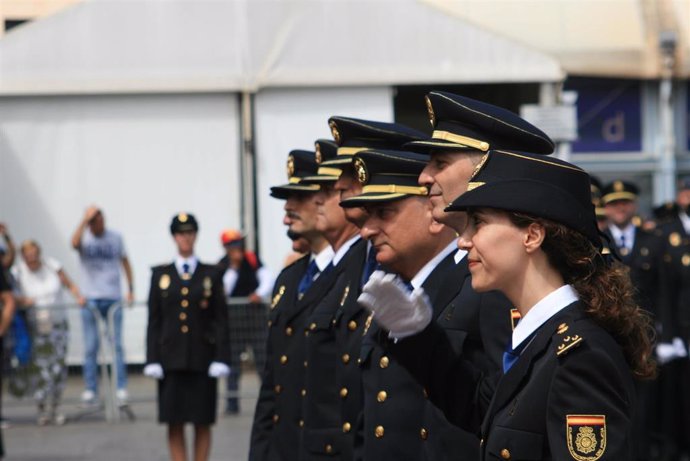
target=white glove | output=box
[358,270,433,340]
[673,337,688,358]
[208,361,231,378]
[143,363,164,380]
[656,343,676,365]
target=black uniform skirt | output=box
[158,371,217,425]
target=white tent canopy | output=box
[422,0,690,78]
[0,0,564,95]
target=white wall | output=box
[0,93,241,364]
[254,86,394,274]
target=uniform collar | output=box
[679,210,690,235]
[512,284,579,349]
[312,245,335,272]
[410,239,458,290]
[333,235,361,266]
[454,246,467,264]
[174,255,199,277]
[608,223,635,249]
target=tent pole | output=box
[240,91,259,254]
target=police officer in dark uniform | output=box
[338,149,463,461]
[599,181,665,460]
[298,120,427,461]
[144,213,231,461]
[393,91,554,461]
[362,149,655,460]
[656,176,690,460]
[250,150,336,461]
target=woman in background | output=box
[12,240,84,425]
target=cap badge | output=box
[613,181,624,192]
[159,274,171,290]
[425,95,436,127]
[315,144,322,164]
[469,153,490,180]
[329,121,341,144]
[178,213,188,223]
[566,415,606,461]
[354,157,369,185]
[287,155,295,179]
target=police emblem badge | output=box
[613,181,624,192]
[287,155,295,179]
[566,415,606,461]
[670,232,682,247]
[425,95,436,127]
[329,121,341,144]
[203,276,212,299]
[178,213,188,223]
[159,273,171,290]
[315,144,322,164]
[354,157,368,185]
[271,285,286,309]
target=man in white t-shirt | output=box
[71,206,134,405]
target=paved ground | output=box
[2,370,259,461]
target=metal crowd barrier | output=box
[3,297,269,423]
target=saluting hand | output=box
[358,270,433,340]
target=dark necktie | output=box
[181,262,191,281]
[297,260,320,297]
[361,248,379,287]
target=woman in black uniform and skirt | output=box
[144,213,231,461]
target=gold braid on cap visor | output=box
[362,185,429,195]
[431,131,489,152]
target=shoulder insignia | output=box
[340,285,351,307]
[510,308,521,331]
[557,323,569,334]
[556,333,584,356]
[159,273,171,290]
[670,232,681,247]
[271,285,286,309]
[203,276,212,297]
[567,415,607,460]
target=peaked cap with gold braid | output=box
[446,149,600,248]
[340,149,430,207]
[406,91,554,155]
[269,150,320,199]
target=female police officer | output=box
[144,213,231,461]
[359,150,655,460]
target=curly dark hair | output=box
[509,212,656,380]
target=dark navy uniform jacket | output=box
[300,238,367,461]
[146,262,231,371]
[250,254,338,461]
[390,301,636,461]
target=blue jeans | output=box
[81,299,127,392]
